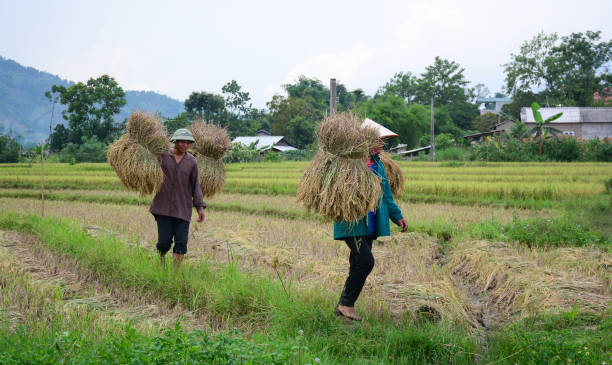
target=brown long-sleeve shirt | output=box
[149,151,206,222]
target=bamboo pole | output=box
[41,140,45,217]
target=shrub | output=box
[543,137,583,162]
[223,142,260,163]
[263,151,281,162]
[436,147,467,161]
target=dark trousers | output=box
[154,214,190,254]
[338,235,375,306]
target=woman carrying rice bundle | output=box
[334,119,408,321]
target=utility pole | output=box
[430,96,436,161]
[330,78,337,116]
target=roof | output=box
[520,107,612,123]
[398,145,431,155]
[273,145,298,152]
[476,97,513,103]
[232,136,298,151]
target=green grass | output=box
[482,311,612,364]
[0,211,479,364]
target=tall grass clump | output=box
[107,111,169,195]
[189,121,231,197]
[297,112,382,223]
[379,152,404,196]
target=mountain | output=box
[0,56,184,146]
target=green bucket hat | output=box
[170,128,195,142]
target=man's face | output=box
[174,140,192,154]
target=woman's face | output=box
[370,139,384,155]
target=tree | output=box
[378,71,418,103]
[530,102,563,154]
[503,32,559,96]
[49,124,71,152]
[504,31,612,106]
[415,57,471,105]
[550,31,612,106]
[267,94,318,148]
[472,112,499,132]
[222,80,252,116]
[0,130,22,162]
[164,112,192,134]
[359,95,429,148]
[48,75,126,148]
[184,91,226,125]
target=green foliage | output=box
[359,96,428,148]
[584,138,612,162]
[472,112,498,132]
[504,30,612,106]
[434,133,454,149]
[378,71,418,103]
[263,151,281,162]
[542,137,583,161]
[48,75,126,150]
[0,325,293,365]
[163,111,192,134]
[223,142,260,163]
[415,56,470,105]
[0,130,23,162]
[484,312,612,364]
[436,147,467,161]
[60,136,108,163]
[184,91,226,125]
[505,215,609,248]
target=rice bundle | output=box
[379,152,404,196]
[189,121,230,198]
[107,111,169,195]
[297,112,382,223]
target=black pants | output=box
[154,214,190,255]
[338,235,375,307]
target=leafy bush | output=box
[0,132,23,162]
[436,147,467,161]
[223,142,260,163]
[60,136,107,163]
[434,133,455,149]
[505,216,608,248]
[263,151,281,162]
[543,137,583,161]
[280,149,314,161]
[584,138,612,162]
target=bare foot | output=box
[336,305,362,321]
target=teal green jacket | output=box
[333,154,404,240]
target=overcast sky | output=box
[1,0,611,108]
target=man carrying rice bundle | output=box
[149,128,206,268]
[334,120,408,321]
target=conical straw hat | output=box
[361,118,399,139]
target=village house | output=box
[520,107,612,140]
[231,129,298,153]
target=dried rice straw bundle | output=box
[297,112,382,223]
[107,111,169,195]
[189,121,230,197]
[379,152,404,196]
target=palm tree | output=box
[529,102,563,154]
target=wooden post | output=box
[41,140,45,216]
[430,96,436,161]
[330,78,337,116]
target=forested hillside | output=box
[0,56,183,145]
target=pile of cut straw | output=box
[107,111,169,195]
[189,121,230,197]
[297,112,382,223]
[379,152,404,196]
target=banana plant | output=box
[530,102,563,154]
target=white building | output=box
[520,107,612,140]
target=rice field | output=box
[0,160,611,364]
